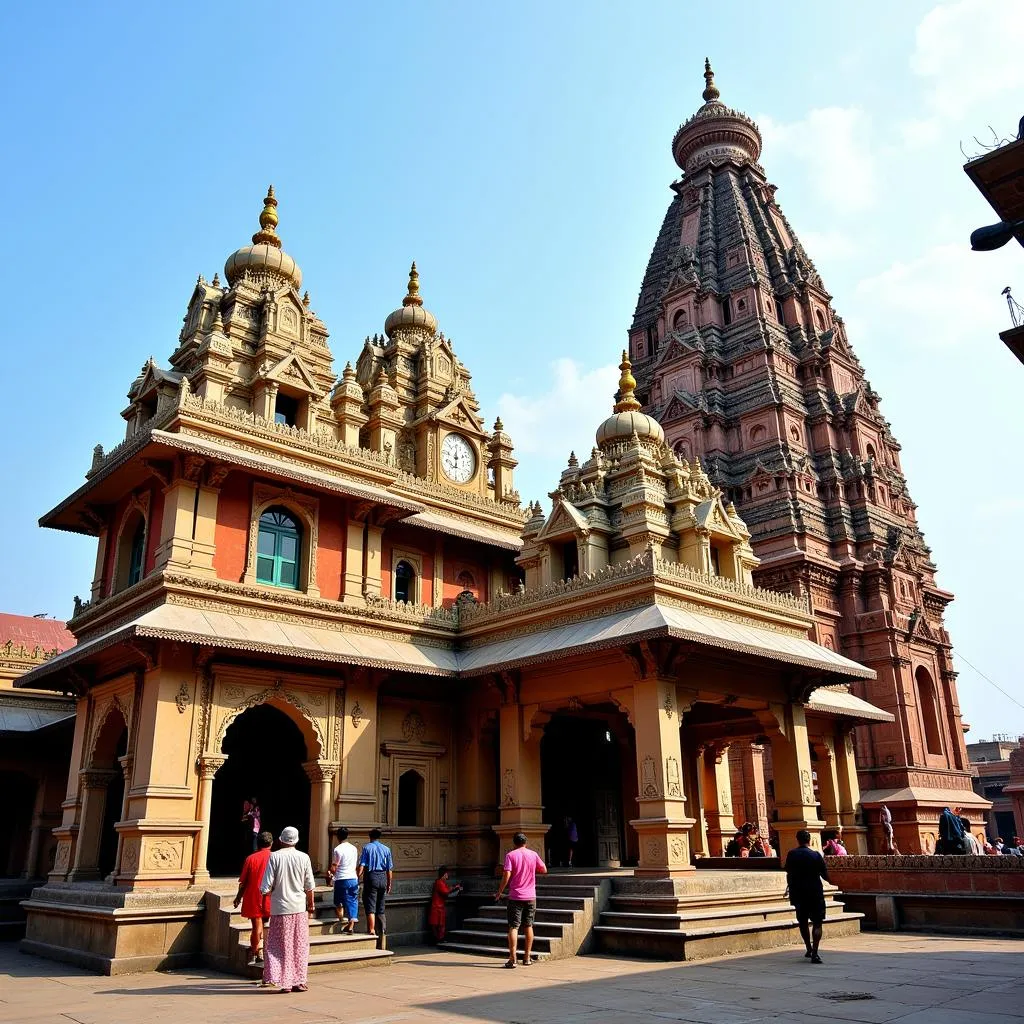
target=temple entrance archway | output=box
[91,716,128,881]
[540,710,633,868]
[0,771,37,877]
[209,703,311,876]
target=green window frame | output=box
[256,508,301,589]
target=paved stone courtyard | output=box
[1,933,1022,1024]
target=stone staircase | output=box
[440,874,611,961]
[593,870,863,960]
[203,886,392,976]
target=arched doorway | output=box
[541,711,631,868]
[89,711,128,881]
[208,703,311,876]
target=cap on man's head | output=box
[279,826,300,846]
[513,832,528,847]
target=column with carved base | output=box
[192,755,226,884]
[108,753,134,883]
[493,697,549,857]
[835,727,867,853]
[701,742,737,856]
[629,678,694,876]
[67,769,118,881]
[304,761,337,874]
[762,703,824,856]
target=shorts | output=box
[793,898,826,925]
[333,877,359,920]
[506,899,536,929]
[363,870,388,918]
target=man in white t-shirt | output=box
[328,826,360,934]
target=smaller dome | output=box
[596,351,665,447]
[223,186,303,292]
[384,262,438,337]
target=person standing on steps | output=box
[327,827,360,934]
[260,826,316,994]
[233,830,273,967]
[356,828,393,945]
[784,829,829,964]
[494,831,547,968]
[241,797,262,864]
[427,865,462,943]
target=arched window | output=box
[395,560,415,603]
[397,769,424,826]
[916,666,944,756]
[256,508,301,589]
[672,309,689,330]
[456,570,476,591]
[865,444,877,463]
[815,309,827,331]
[115,511,147,592]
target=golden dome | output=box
[595,351,665,447]
[224,186,303,292]
[384,262,438,337]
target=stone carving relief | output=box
[402,710,426,743]
[224,685,245,702]
[175,683,190,714]
[566,696,583,712]
[641,755,660,798]
[665,756,682,798]
[54,842,71,872]
[670,837,685,861]
[400,845,425,859]
[215,681,325,756]
[800,769,814,805]
[501,768,517,807]
[120,842,140,874]
[645,837,664,863]
[147,840,184,871]
[350,700,364,729]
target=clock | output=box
[441,433,476,484]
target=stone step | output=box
[439,941,549,961]
[478,905,577,924]
[460,916,567,939]
[443,929,559,953]
[243,948,392,978]
[594,912,863,961]
[600,899,850,931]
[534,884,602,898]
[230,916,356,939]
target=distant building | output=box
[967,736,1021,842]
[0,613,75,879]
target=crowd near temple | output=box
[1,61,1020,974]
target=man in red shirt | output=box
[494,832,547,968]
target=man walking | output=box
[327,827,360,934]
[357,828,393,945]
[494,831,547,968]
[784,829,828,964]
[260,826,316,993]
[233,830,273,966]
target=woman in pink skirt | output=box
[259,826,316,993]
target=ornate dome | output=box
[224,186,303,292]
[596,351,665,447]
[671,59,762,174]
[384,262,438,337]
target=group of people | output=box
[933,806,1023,856]
[724,822,776,857]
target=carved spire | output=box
[251,185,281,248]
[702,57,720,104]
[403,261,423,308]
[613,350,642,413]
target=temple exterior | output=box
[16,188,890,973]
[626,62,985,851]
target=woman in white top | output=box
[259,826,315,993]
[328,826,360,934]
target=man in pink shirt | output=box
[494,832,547,967]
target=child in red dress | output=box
[427,865,462,943]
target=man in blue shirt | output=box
[357,828,394,943]
[784,829,829,964]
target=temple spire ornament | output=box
[251,185,281,248]
[614,350,641,413]
[702,57,720,104]
[403,261,423,307]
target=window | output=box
[722,298,732,325]
[915,666,944,756]
[395,560,415,603]
[814,309,827,331]
[397,769,424,827]
[775,300,785,323]
[256,508,301,588]
[561,541,579,582]
[709,545,721,576]
[274,392,299,427]
[673,309,689,330]
[127,518,146,586]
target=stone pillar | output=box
[364,523,383,599]
[814,739,841,827]
[108,753,134,883]
[90,528,108,600]
[192,756,226,883]
[765,703,824,856]
[22,781,47,879]
[683,742,709,858]
[67,769,118,880]
[630,679,694,876]
[337,674,379,826]
[343,517,366,605]
[493,701,548,856]
[153,478,201,573]
[835,728,867,854]
[701,742,737,856]
[190,484,220,575]
[305,761,337,874]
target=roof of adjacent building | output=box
[0,613,75,653]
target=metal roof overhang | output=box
[806,687,895,723]
[0,704,76,733]
[403,510,523,551]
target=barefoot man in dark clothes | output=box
[784,829,829,964]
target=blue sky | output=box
[1,1,1021,739]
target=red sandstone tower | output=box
[629,61,986,852]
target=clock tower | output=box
[355,264,509,501]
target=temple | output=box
[14,180,897,972]
[626,61,985,851]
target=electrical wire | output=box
[953,650,1024,713]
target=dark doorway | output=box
[541,714,625,868]
[97,726,128,880]
[208,703,311,877]
[0,771,37,877]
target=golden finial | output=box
[402,261,423,308]
[252,185,282,248]
[613,349,641,413]
[702,57,720,104]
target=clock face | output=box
[441,433,476,484]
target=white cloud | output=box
[854,242,1017,349]
[497,357,619,506]
[759,107,876,213]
